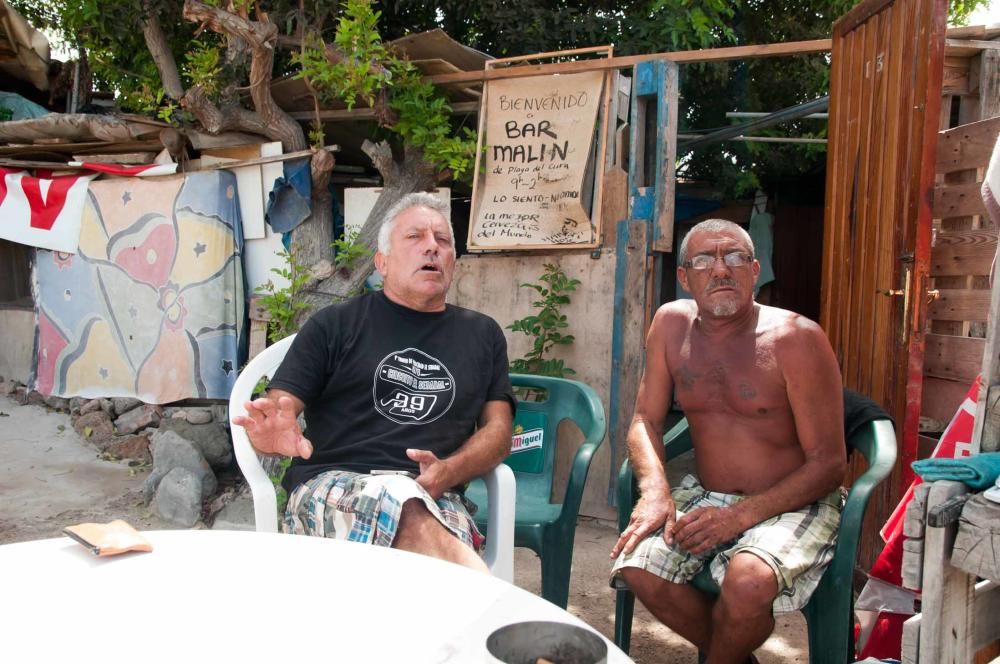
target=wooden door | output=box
[821,0,948,563]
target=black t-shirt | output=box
[268,291,515,492]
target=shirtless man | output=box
[609,219,847,664]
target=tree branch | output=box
[142,0,185,100]
[182,0,306,152]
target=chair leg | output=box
[804,599,852,664]
[539,541,573,609]
[614,588,635,654]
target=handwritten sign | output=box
[468,70,605,250]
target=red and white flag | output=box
[0,168,97,254]
[67,162,178,177]
[855,376,980,660]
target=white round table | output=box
[0,529,632,663]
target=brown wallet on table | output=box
[63,520,153,556]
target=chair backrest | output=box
[506,373,605,504]
[228,333,299,533]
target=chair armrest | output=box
[229,424,280,533]
[616,417,689,530]
[617,458,635,531]
[835,419,897,562]
[227,334,297,534]
[663,417,693,460]
[480,463,516,582]
[558,438,602,529]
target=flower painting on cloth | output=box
[32,171,245,404]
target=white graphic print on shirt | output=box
[373,348,456,424]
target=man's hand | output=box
[671,505,745,555]
[610,492,676,559]
[232,395,313,459]
[407,448,454,500]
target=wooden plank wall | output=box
[922,59,1000,428]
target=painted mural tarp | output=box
[32,170,245,404]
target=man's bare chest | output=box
[669,341,787,416]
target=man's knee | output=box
[399,497,426,520]
[719,552,779,614]
[396,498,437,538]
[620,567,683,602]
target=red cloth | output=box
[67,162,178,177]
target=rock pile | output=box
[3,380,236,528]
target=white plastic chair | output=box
[229,333,517,582]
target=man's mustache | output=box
[706,277,738,292]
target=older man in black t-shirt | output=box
[232,193,515,571]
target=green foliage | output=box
[389,60,478,178]
[252,376,270,398]
[16,0,991,193]
[12,0,178,113]
[366,0,990,197]
[270,456,293,514]
[331,228,373,272]
[949,0,993,24]
[183,41,223,97]
[508,263,581,378]
[308,120,326,150]
[255,248,313,343]
[292,1,392,110]
[294,0,477,179]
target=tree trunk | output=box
[293,140,438,322]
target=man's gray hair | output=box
[678,218,755,264]
[377,192,453,255]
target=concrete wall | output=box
[0,308,34,384]
[449,248,618,520]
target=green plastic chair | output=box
[465,373,607,608]
[613,416,897,664]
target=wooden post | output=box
[248,296,270,361]
[607,221,648,504]
[917,480,974,663]
[969,40,1000,453]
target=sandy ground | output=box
[0,394,807,662]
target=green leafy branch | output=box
[508,263,581,379]
[292,0,477,179]
[182,41,223,98]
[331,227,374,273]
[254,247,313,343]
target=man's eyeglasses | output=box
[683,251,754,271]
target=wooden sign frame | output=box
[467,45,614,252]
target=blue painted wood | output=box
[632,187,655,220]
[627,62,650,210]
[634,61,658,95]
[611,58,677,505]
[653,61,667,242]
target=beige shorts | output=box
[611,474,844,613]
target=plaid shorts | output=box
[611,474,844,613]
[283,470,484,553]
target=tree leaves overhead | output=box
[13,0,988,196]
